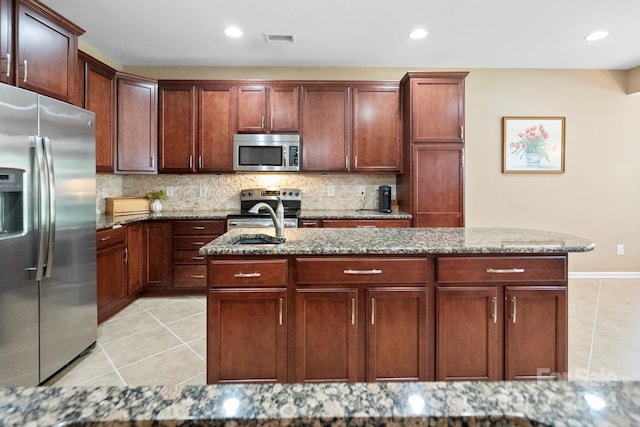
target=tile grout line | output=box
[586,278,603,378]
[96,340,128,386]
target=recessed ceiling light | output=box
[409,29,427,40]
[224,26,243,38]
[584,31,608,41]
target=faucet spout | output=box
[248,198,285,238]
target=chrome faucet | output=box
[248,197,285,238]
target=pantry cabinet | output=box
[14,0,83,102]
[116,73,157,174]
[237,84,299,133]
[398,72,468,227]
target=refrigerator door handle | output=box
[32,136,49,281]
[42,137,56,278]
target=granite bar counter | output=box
[1,380,638,426]
[200,227,595,255]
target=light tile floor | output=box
[47,278,640,386]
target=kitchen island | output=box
[201,227,594,385]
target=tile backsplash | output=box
[97,173,398,214]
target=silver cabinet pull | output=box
[123,248,128,264]
[356,225,376,228]
[487,268,525,274]
[191,274,205,279]
[345,155,349,169]
[371,298,375,325]
[199,156,203,169]
[301,222,316,226]
[151,155,155,169]
[278,298,283,326]
[192,226,205,230]
[491,297,497,324]
[510,296,517,323]
[460,125,464,140]
[261,115,265,129]
[191,241,206,245]
[234,272,261,278]
[6,53,10,77]
[190,256,205,261]
[344,269,382,275]
[99,236,111,242]
[351,297,356,325]
[23,59,27,83]
[189,155,193,168]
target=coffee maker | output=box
[378,185,392,213]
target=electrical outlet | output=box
[199,186,207,198]
[166,186,174,197]
[327,185,335,197]
[617,244,624,255]
[358,186,366,197]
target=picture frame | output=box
[502,116,565,173]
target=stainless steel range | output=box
[226,188,302,229]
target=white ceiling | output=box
[41,0,640,70]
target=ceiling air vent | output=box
[264,34,296,44]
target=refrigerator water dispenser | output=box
[0,168,25,239]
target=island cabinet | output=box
[236,84,299,133]
[294,257,430,383]
[207,259,289,384]
[398,72,468,227]
[158,82,236,173]
[172,220,225,289]
[434,255,568,382]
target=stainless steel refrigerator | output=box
[0,84,97,386]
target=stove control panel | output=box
[240,188,302,201]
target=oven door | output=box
[226,217,299,229]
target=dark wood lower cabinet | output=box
[207,288,287,384]
[294,289,359,383]
[436,286,499,381]
[366,288,428,382]
[505,286,567,381]
[143,221,170,288]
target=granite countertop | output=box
[1,380,638,426]
[299,209,412,220]
[200,227,595,256]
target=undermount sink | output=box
[231,234,286,245]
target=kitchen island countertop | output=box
[1,380,638,426]
[200,227,595,256]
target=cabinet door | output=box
[413,143,464,227]
[270,85,299,132]
[96,242,126,312]
[411,77,465,143]
[366,288,428,382]
[15,0,79,102]
[116,75,158,173]
[144,221,170,287]
[505,286,567,381]
[198,85,235,172]
[0,0,11,85]
[352,85,401,172]
[436,287,499,381]
[126,223,144,296]
[159,85,196,173]
[208,288,287,384]
[82,54,116,173]
[295,288,358,382]
[237,85,267,132]
[301,84,350,172]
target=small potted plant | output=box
[147,189,167,213]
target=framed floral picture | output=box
[502,116,566,173]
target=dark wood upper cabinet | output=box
[301,84,351,172]
[0,0,11,85]
[116,73,157,174]
[352,84,401,172]
[14,0,83,103]
[198,84,235,172]
[78,52,116,172]
[158,84,196,173]
[236,84,299,133]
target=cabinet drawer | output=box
[172,220,225,235]
[173,235,216,250]
[209,259,288,286]
[174,265,207,288]
[296,257,428,284]
[436,256,567,283]
[97,227,126,251]
[173,250,207,264]
[322,219,411,228]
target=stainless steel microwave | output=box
[233,134,300,172]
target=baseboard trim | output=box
[569,272,640,279]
